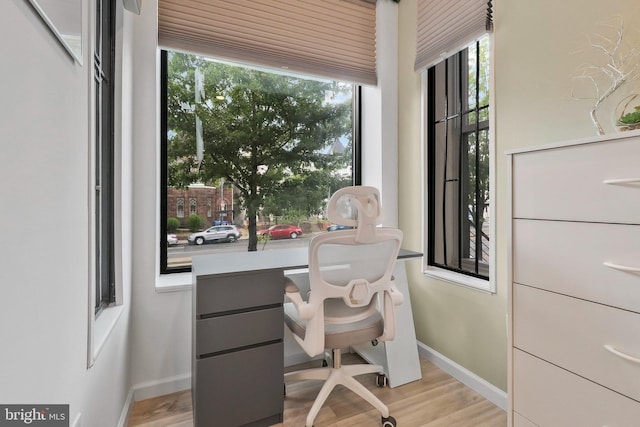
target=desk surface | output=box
[192,247,422,277]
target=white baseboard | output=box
[417,341,507,411]
[116,389,134,427]
[71,413,82,427]
[118,373,192,427]
[132,372,192,401]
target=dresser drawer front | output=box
[194,342,284,427]
[514,284,640,401]
[196,307,283,356]
[513,219,640,313]
[512,138,640,223]
[196,269,285,315]
[514,350,640,427]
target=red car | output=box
[258,224,302,239]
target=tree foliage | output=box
[166,52,352,250]
[466,36,490,227]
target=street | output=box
[167,232,319,268]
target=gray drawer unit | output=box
[193,269,285,427]
[194,343,284,427]
[196,307,283,356]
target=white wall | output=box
[362,0,399,227]
[0,1,134,426]
[128,0,193,397]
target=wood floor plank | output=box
[128,354,506,427]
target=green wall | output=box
[397,0,640,391]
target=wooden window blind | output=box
[158,0,377,85]
[415,0,492,70]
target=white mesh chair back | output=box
[287,186,403,356]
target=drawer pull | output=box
[604,344,640,364]
[603,178,640,185]
[603,261,640,273]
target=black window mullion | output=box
[456,50,465,273]
[426,67,436,269]
[353,85,362,186]
[441,59,449,267]
[474,40,481,274]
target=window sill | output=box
[423,266,494,294]
[92,304,125,361]
[156,272,193,293]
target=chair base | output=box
[285,349,390,427]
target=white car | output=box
[167,233,179,246]
[188,225,242,245]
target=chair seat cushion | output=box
[284,299,384,350]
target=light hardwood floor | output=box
[128,354,506,427]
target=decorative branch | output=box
[571,16,640,135]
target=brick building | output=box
[167,183,241,228]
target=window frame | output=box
[422,36,495,293]
[159,50,363,275]
[88,0,124,368]
[94,0,116,313]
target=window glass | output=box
[94,0,115,314]
[161,50,359,272]
[426,35,490,281]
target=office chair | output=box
[284,186,403,427]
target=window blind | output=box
[415,0,493,71]
[158,0,377,85]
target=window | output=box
[425,36,491,287]
[94,0,115,314]
[176,198,184,218]
[160,50,360,273]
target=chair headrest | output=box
[327,186,383,243]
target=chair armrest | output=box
[388,281,404,306]
[284,278,315,320]
[285,279,300,294]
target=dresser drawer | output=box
[514,284,640,401]
[513,219,640,313]
[512,137,640,224]
[196,306,283,356]
[194,342,284,427]
[514,350,640,427]
[196,269,285,315]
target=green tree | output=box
[466,36,490,230]
[166,52,352,251]
[187,214,204,232]
[166,217,180,233]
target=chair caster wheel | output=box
[376,373,388,387]
[381,415,396,427]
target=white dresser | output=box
[507,132,640,426]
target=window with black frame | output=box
[160,50,361,273]
[94,0,115,314]
[426,36,490,280]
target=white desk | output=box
[191,247,422,426]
